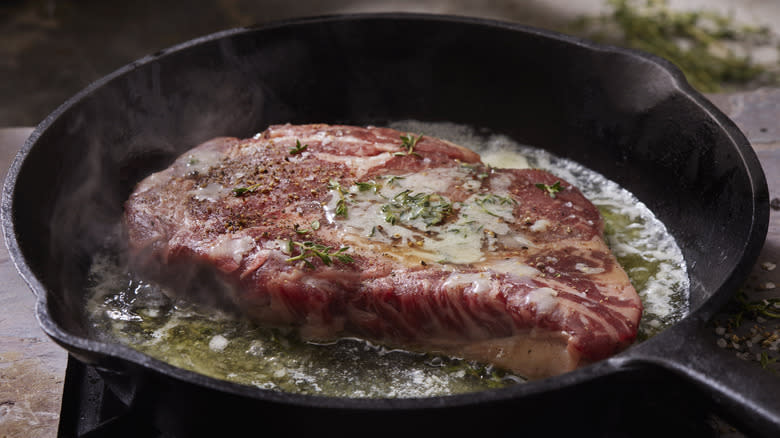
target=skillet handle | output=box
[625,317,780,438]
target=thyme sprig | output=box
[569,0,775,92]
[459,161,491,179]
[289,139,308,155]
[535,181,563,198]
[394,134,423,157]
[381,190,452,226]
[327,180,348,217]
[355,180,381,193]
[731,290,780,325]
[293,220,320,235]
[385,175,405,188]
[475,193,517,217]
[232,183,262,196]
[760,352,778,370]
[285,240,353,268]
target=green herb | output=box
[385,175,405,187]
[328,180,348,217]
[355,180,381,193]
[333,200,347,217]
[187,156,199,166]
[381,190,452,226]
[293,220,321,235]
[394,134,423,157]
[286,240,354,268]
[232,183,262,196]
[474,193,518,217]
[732,291,780,322]
[535,181,563,198]
[760,352,777,370]
[459,161,491,180]
[569,0,776,92]
[289,139,308,155]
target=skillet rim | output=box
[1,12,769,410]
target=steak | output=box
[124,124,642,379]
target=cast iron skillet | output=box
[2,14,774,437]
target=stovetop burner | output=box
[56,354,732,438]
[57,356,167,438]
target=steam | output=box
[45,37,289,327]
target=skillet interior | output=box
[2,14,769,435]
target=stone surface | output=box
[0,127,67,438]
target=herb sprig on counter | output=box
[712,287,780,373]
[569,0,777,92]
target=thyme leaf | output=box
[355,180,381,193]
[570,0,775,92]
[289,139,308,155]
[328,180,348,217]
[285,240,354,268]
[294,220,321,235]
[381,190,452,226]
[385,175,405,187]
[535,181,563,198]
[336,199,347,217]
[474,193,518,217]
[760,352,777,370]
[394,134,423,157]
[232,182,262,196]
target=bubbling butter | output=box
[323,165,524,265]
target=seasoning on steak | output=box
[124,124,642,379]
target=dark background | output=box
[1,0,588,127]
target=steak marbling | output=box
[124,124,642,379]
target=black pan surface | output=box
[2,14,774,437]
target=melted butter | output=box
[326,167,521,265]
[525,287,559,314]
[314,152,393,179]
[442,272,494,295]
[191,182,228,202]
[478,258,540,278]
[479,148,531,170]
[529,219,551,233]
[182,147,224,176]
[209,235,256,264]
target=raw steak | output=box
[124,124,642,379]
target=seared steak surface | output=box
[125,124,642,379]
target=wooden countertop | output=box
[0,88,778,437]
